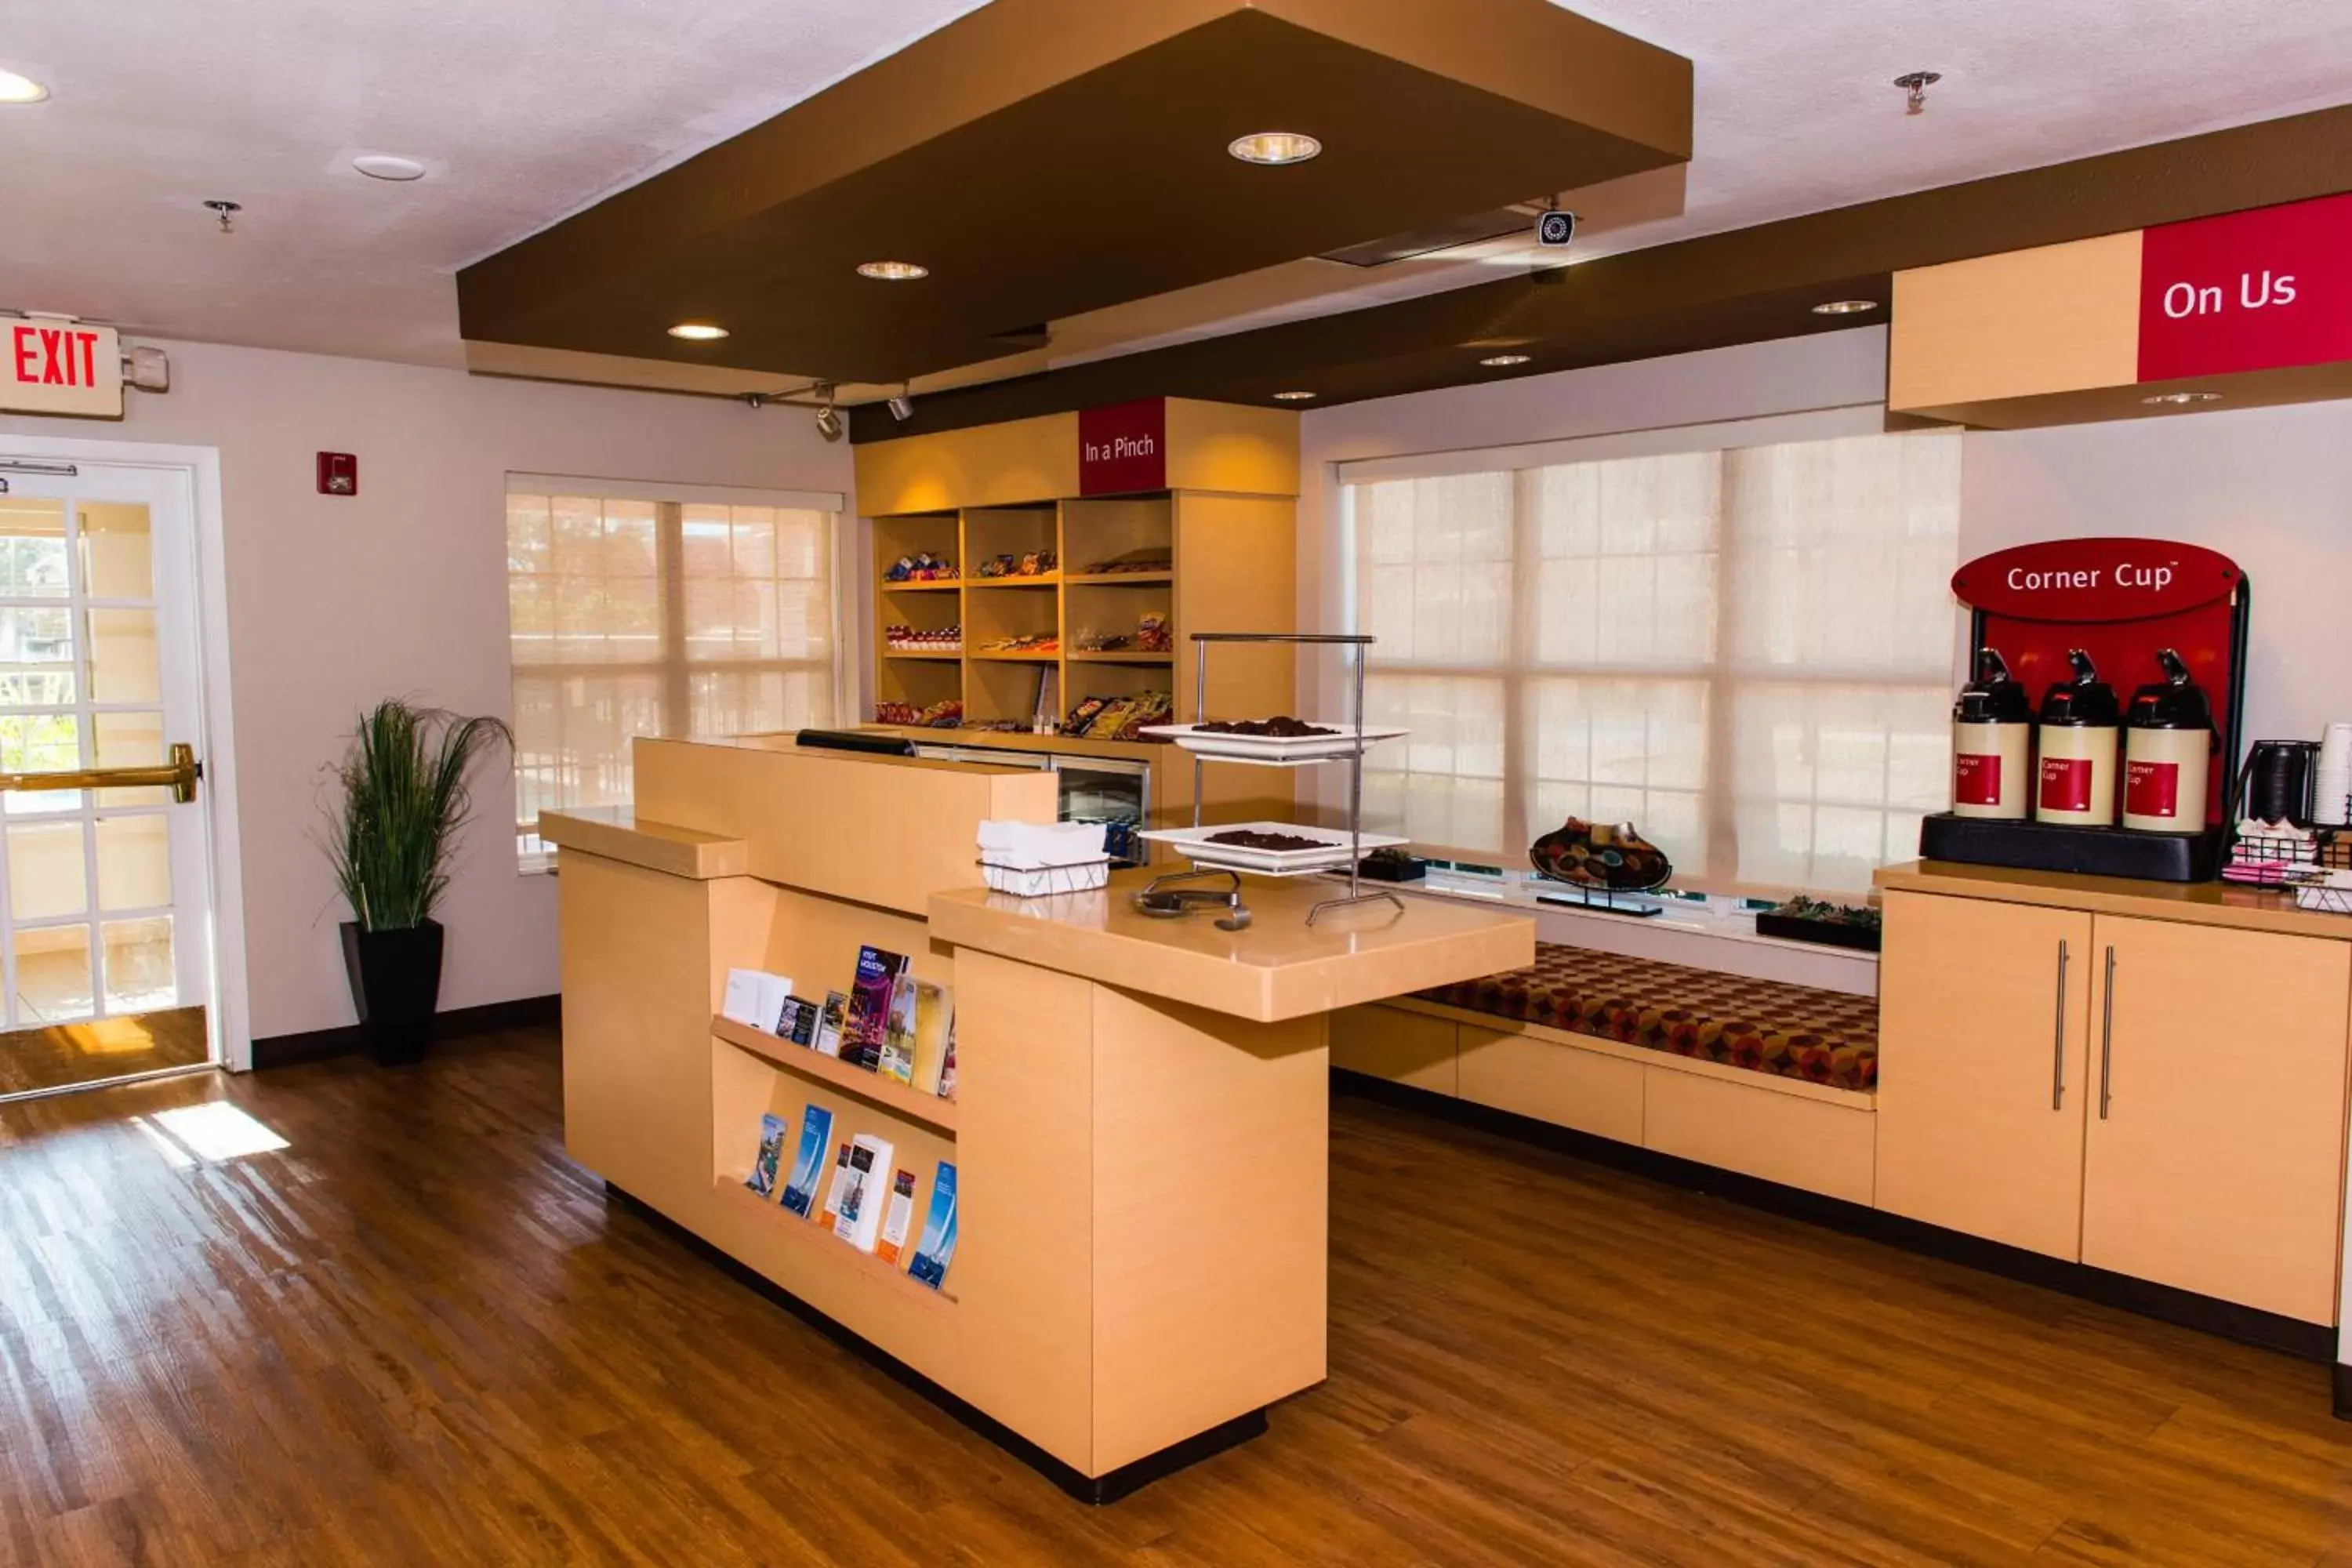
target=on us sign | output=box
[3,318,123,418]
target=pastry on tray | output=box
[1192,716,1339,738]
[1529,817,1671,891]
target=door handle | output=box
[2098,944,2117,1120]
[0,742,201,804]
[2051,938,2070,1111]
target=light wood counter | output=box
[543,735,1528,1497]
[1878,858,2352,943]
[931,872,1534,1022]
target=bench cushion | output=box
[1418,943,1878,1093]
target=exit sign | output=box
[3,318,123,419]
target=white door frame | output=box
[0,434,251,1071]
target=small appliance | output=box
[1951,648,2033,820]
[2034,650,2122,827]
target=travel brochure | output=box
[741,1101,956,1291]
[718,949,956,1104]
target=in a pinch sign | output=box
[1077,398,1167,497]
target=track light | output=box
[887,384,914,422]
[814,383,843,442]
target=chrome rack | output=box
[1141,631,1403,927]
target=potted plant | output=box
[325,699,510,1065]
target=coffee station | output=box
[1878,534,2352,1381]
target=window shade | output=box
[1347,430,1961,896]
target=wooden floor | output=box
[0,1006,207,1097]
[3,1029,2350,1566]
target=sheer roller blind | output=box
[505,480,844,869]
[1347,430,1962,895]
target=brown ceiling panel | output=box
[857,102,2352,441]
[456,0,1691,387]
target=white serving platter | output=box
[1139,820,1408,875]
[1137,723,1409,766]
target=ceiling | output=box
[4,0,2350,397]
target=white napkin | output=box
[978,818,1106,869]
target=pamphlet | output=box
[907,1160,959,1290]
[910,981,953,1096]
[779,1105,833,1218]
[822,1142,854,1220]
[843,946,909,1069]
[875,1169,919,1265]
[877,974,920,1085]
[813,993,848,1058]
[831,1134,896,1252]
[745,1113,787,1198]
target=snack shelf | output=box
[880,579,962,593]
[970,650,1061,663]
[1069,651,1173,665]
[1145,632,1403,926]
[1065,570,1173,586]
[966,574,1062,589]
[885,650,964,662]
[713,1013,960,1134]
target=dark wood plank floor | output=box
[3,1026,2349,1566]
[0,1006,206,1096]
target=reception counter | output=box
[542,735,1532,1500]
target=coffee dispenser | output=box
[2122,649,2215,833]
[1951,649,2033,819]
[2035,650,2122,827]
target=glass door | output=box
[0,461,212,1097]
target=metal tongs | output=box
[1133,866,1253,931]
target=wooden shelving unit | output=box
[712,1013,960,1134]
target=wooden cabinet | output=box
[1875,866,2352,1325]
[1876,891,2094,1258]
[2081,916,2351,1323]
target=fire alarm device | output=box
[317,452,358,496]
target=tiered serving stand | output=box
[1138,632,1408,926]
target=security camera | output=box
[1537,209,1577,249]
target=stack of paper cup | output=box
[2315,724,2352,826]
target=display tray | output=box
[1140,821,1409,875]
[1753,913,1883,952]
[1137,723,1409,766]
[1918,813,2226,883]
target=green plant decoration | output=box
[325,700,511,933]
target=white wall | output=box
[2,339,855,1047]
[1963,401,2352,748]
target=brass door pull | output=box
[0,742,201,804]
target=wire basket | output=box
[2223,830,2321,887]
[980,858,1110,898]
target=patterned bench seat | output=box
[1417,943,1878,1093]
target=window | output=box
[1346,430,1961,895]
[505,478,844,868]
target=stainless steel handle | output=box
[2051,938,2070,1111]
[2098,944,2117,1120]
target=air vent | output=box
[1319,205,1532,267]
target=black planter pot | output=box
[340,919,445,1066]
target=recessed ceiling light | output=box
[666,322,728,341]
[351,154,428,182]
[857,260,929,281]
[1811,299,1880,315]
[1479,354,1532,368]
[0,68,48,104]
[1272,390,1316,401]
[1229,132,1322,166]
[2141,390,2223,406]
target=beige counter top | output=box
[1877,859,2352,942]
[929,870,1534,1023]
[539,808,748,880]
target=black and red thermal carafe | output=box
[2121,648,2214,833]
[1951,648,2034,820]
[2036,649,2122,827]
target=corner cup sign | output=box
[3,319,124,419]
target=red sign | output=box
[2139,191,2352,382]
[1951,538,2241,622]
[1078,398,1167,497]
[1954,753,2002,808]
[2040,757,2094,815]
[2125,760,2181,821]
[3,318,123,418]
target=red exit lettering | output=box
[9,325,103,390]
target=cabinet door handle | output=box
[2051,938,2070,1111]
[2098,944,2117,1120]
